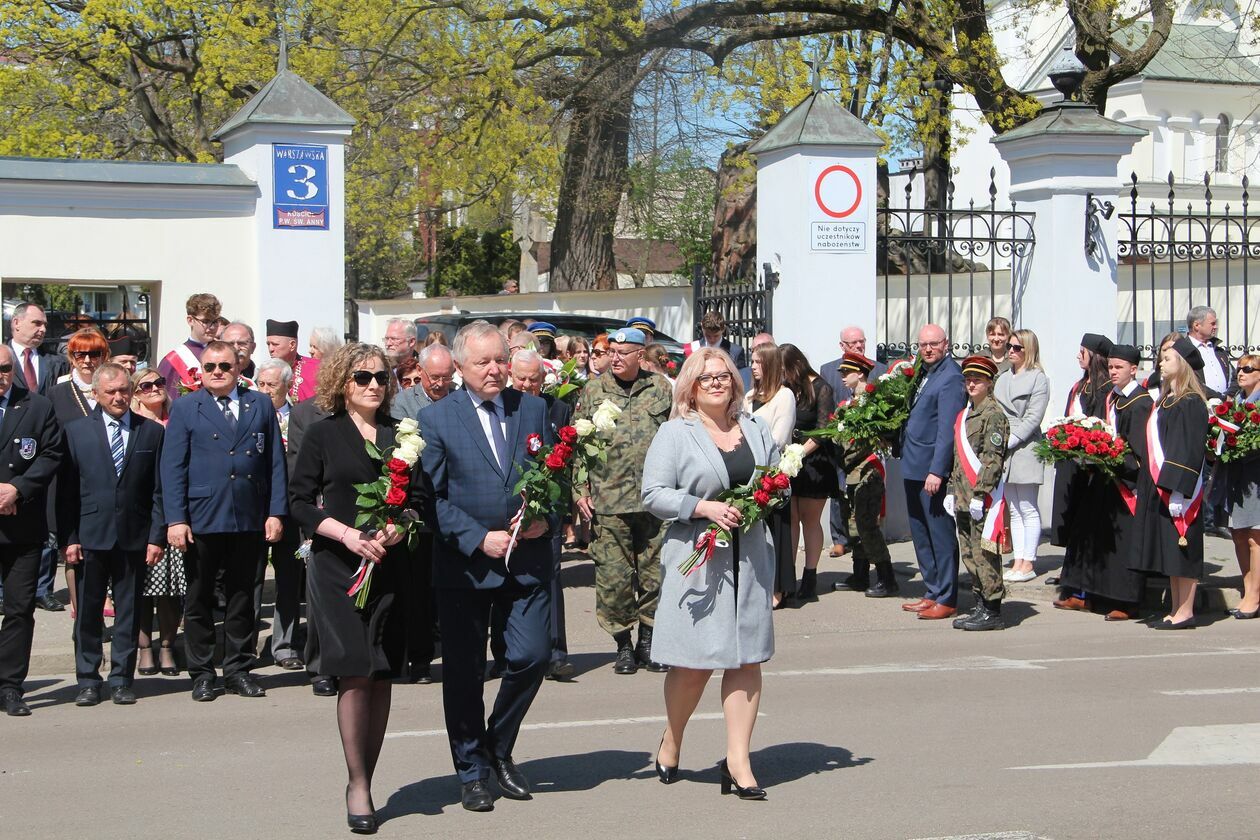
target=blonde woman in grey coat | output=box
[994,329,1052,582]
[642,347,779,800]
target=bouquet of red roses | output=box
[679,443,806,576]
[1034,415,1128,478]
[804,358,917,453]
[1207,397,1260,461]
[348,418,425,608]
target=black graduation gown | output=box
[1129,393,1210,579]
[1060,387,1152,602]
[1049,377,1108,547]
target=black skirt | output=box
[791,448,840,499]
[305,537,407,678]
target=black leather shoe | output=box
[407,664,434,684]
[75,686,101,707]
[276,656,305,671]
[863,579,899,598]
[545,660,576,681]
[493,757,531,800]
[36,593,64,612]
[346,785,378,834]
[190,677,216,702]
[1229,607,1260,619]
[961,601,1006,631]
[614,645,637,675]
[111,685,137,705]
[1,688,30,716]
[311,676,338,696]
[1151,616,1198,630]
[461,779,494,812]
[225,673,266,698]
[718,759,766,800]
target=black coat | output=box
[0,385,62,545]
[57,408,165,551]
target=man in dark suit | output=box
[819,326,887,564]
[161,340,287,702]
[686,310,746,369]
[0,345,63,716]
[900,324,966,620]
[419,321,556,812]
[58,363,165,706]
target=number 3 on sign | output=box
[286,164,319,201]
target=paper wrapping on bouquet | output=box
[954,406,1007,550]
[1146,404,1204,547]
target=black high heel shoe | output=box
[158,643,180,677]
[718,759,766,800]
[345,786,378,835]
[136,646,158,676]
[655,734,678,784]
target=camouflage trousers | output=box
[590,512,664,636]
[955,513,1006,601]
[848,477,890,567]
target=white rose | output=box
[779,443,806,477]
[396,438,422,466]
[544,371,558,387]
[574,418,596,437]
[593,411,616,435]
[397,417,419,435]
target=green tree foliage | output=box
[430,226,518,298]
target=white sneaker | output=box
[1006,569,1036,583]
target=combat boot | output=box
[864,562,900,598]
[794,569,818,602]
[635,625,668,672]
[833,561,869,592]
[961,599,1006,631]
[614,631,638,674]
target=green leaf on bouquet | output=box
[547,481,561,502]
[355,494,376,508]
[365,440,382,459]
[584,443,600,457]
[355,512,373,527]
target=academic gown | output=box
[1049,377,1109,547]
[1128,393,1210,579]
[1059,386,1153,603]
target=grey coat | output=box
[994,367,1051,485]
[642,414,778,669]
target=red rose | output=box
[752,489,771,506]
[773,472,791,490]
[1216,403,1231,416]
[553,443,573,462]
[1066,435,1080,448]
[384,487,407,507]
[1227,434,1239,447]
[390,471,409,489]
[1048,426,1062,437]
[1234,410,1247,424]
[902,366,915,378]
[760,475,775,492]
[865,383,876,393]
[387,457,409,475]
[526,433,543,455]
[544,451,566,470]
[1112,443,1125,456]
[558,425,578,444]
[1247,402,1257,411]
[1250,412,1260,424]
[1084,443,1098,455]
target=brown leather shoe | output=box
[902,598,935,613]
[1104,609,1134,621]
[829,544,848,557]
[1053,596,1089,611]
[917,603,957,620]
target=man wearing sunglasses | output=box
[160,341,288,702]
[156,293,221,401]
[265,319,320,403]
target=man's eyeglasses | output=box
[202,362,234,373]
[137,377,167,392]
[920,339,948,349]
[351,370,390,387]
[71,350,105,361]
[697,372,733,389]
[190,316,220,330]
[399,375,422,388]
[610,348,642,359]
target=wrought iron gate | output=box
[691,263,778,357]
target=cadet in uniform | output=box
[945,355,1009,631]
[573,327,673,674]
[830,352,896,597]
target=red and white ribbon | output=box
[1211,398,1242,455]
[1105,390,1138,515]
[863,453,887,517]
[347,558,373,597]
[1146,404,1204,543]
[953,406,1007,547]
[503,495,526,566]
[1065,381,1085,417]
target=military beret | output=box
[611,327,647,346]
[1081,332,1114,356]
[266,319,299,339]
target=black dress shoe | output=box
[346,785,378,834]
[1151,616,1198,630]
[276,656,305,671]
[1230,607,1260,619]
[36,593,65,612]
[863,579,899,598]
[655,734,678,784]
[407,664,433,684]
[461,779,494,812]
[545,660,575,681]
[493,757,531,800]
[111,685,137,705]
[75,686,101,707]
[1,688,30,716]
[311,676,338,696]
[718,759,766,800]
[190,677,216,702]
[225,673,266,697]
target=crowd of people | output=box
[0,293,1254,833]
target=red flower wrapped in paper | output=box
[1206,397,1260,461]
[1034,415,1128,479]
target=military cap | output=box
[266,319,299,339]
[961,354,1000,380]
[528,321,557,338]
[625,316,656,336]
[838,351,875,376]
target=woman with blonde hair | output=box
[1222,353,1260,619]
[742,343,796,605]
[1128,336,1210,629]
[643,347,777,799]
[308,326,343,360]
[994,329,1051,582]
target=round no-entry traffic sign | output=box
[814,165,862,219]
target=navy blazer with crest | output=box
[419,387,556,589]
[160,386,288,534]
[0,384,62,545]
[58,408,165,551]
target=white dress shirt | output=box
[468,388,507,460]
[1193,337,1228,394]
[101,410,132,451]
[10,341,39,388]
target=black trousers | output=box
[74,548,143,687]
[185,531,262,680]
[439,580,551,783]
[405,534,435,669]
[0,543,42,694]
[490,533,564,666]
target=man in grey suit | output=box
[391,344,454,422]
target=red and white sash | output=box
[953,406,1007,547]
[1106,389,1138,515]
[165,342,201,386]
[1065,380,1085,416]
[1211,395,1243,455]
[1146,403,1204,541]
[863,453,887,516]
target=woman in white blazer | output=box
[643,347,779,800]
[742,343,796,605]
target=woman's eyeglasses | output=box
[697,372,733,389]
[591,349,608,357]
[1240,365,1259,374]
[399,375,422,388]
[1008,343,1025,353]
[136,378,167,393]
[71,350,105,361]
[351,370,390,387]
[202,362,234,373]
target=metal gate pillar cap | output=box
[748,91,884,156]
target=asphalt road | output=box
[3,537,1258,840]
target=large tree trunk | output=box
[549,56,638,291]
[710,142,756,282]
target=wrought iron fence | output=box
[691,262,778,358]
[876,169,1035,362]
[1116,172,1260,360]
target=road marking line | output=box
[386,711,750,740]
[1160,686,1260,696]
[1012,723,1260,770]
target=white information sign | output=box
[811,221,865,252]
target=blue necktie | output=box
[482,400,509,473]
[109,420,124,475]
[218,395,237,430]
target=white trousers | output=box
[1004,482,1041,561]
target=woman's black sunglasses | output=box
[351,370,390,387]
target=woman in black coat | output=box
[289,343,419,834]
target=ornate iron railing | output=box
[691,263,777,358]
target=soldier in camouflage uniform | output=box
[831,353,898,597]
[945,355,1009,631]
[573,327,674,674]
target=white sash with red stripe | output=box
[1146,402,1204,544]
[953,405,1007,548]
[1106,389,1138,515]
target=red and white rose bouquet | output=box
[804,359,917,453]
[1034,415,1128,478]
[348,418,425,608]
[1207,397,1260,461]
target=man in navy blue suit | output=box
[419,321,556,812]
[161,340,287,702]
[59,363,165,706]
[900,324,966,620]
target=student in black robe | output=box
[1060,344,1152,619]
[1129,336,1210,629]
